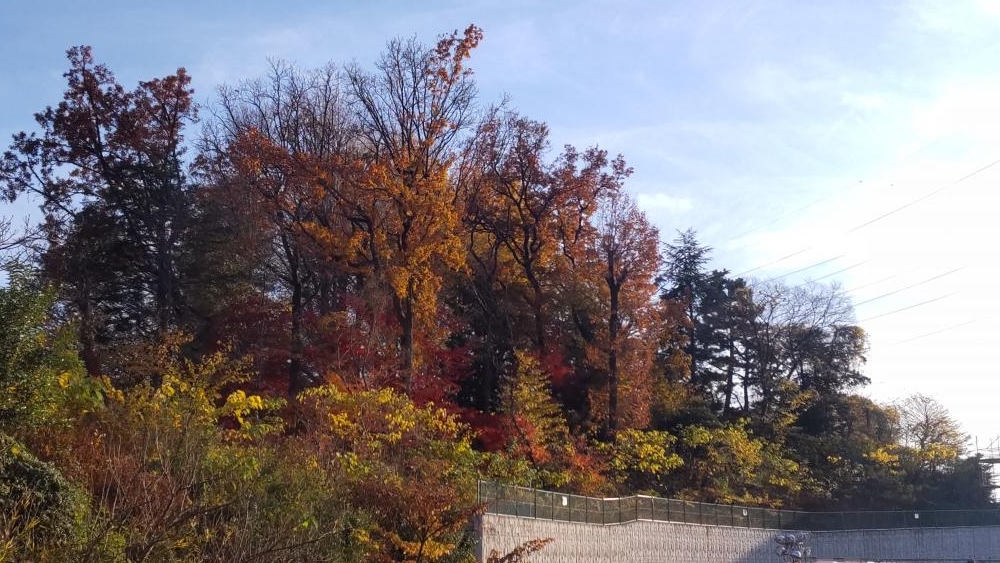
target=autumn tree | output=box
[455,110,632,429]
[1,46,197,376]
[200,62,359,395]
[815,395,987,510]
[740,280,868,426]
[894,393,968,470]
[297,385,480,562]
[459,112,585,352]
[337,26,482,396]
[451,113,560,417]
[590,189,660,437]
[791,393,900,508]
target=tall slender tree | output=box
[200,62,357,394]
[340,26,482,395]
[591,189,660,437]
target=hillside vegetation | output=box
[0,27,989,562]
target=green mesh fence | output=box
[478,481,1000,530]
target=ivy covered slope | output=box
[0,26,989,562]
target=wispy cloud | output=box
[636,193,694,214]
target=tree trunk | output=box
[154,225,173,334]
[723,330,735,416]
[685,289,698,387]
[284,235,306,397]
[607,284,620,439]
[288,277,305,397]
[78,286,101,377]
[397,292,415,397]
[527,272,545,350]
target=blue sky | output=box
[3,0,1000,445]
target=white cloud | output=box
[636,192,694,214]
[840,91,887,111]
[976,0,1000,17]
[912,81,1000,147]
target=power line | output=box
[721,141,941,251]
[727,190,840,244]
[891,320,977,346]
[852,266,966,307]
[858,294,953,323]
[763,254,845,283]
[729,140,948,252]
[699,158,993,343]
[731,156,1000,279]
[735,247,810,277]
[791,260,867,288]
[843,273,900,294]
[846,157,1000,233]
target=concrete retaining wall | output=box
[477,514,791,563]
[811,527,1000,561]
[477,513,1000,562]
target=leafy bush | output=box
[0,434,80,561]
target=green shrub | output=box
[0,434,79,561]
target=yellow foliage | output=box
[391,534,457,563]
[297,384,479,563]
[327,412,355,435]
[865,446,901,466]
[602,429,683,489]
[920,443,959,464]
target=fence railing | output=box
[478,481,1000,530]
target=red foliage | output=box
[538,349,573,391]
[458,409,512,452]
[201,292,290,394]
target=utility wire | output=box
[732,156,1000,279]
[858,294,953,323]
[791,260,867,289]
[764,255,845,284]
[891,320,977,346]
[722,140,939,249]
[852,266,966,308]
[728,191,839,243]
[844,274,900,294]
[847,157,1000,233]
[706,158,991,340]
[735,248,810,277]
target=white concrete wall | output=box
[477,514,1000,563]
[477,514,789,563]
[811,527,1000,561]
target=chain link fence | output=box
[479,481,1000,530]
